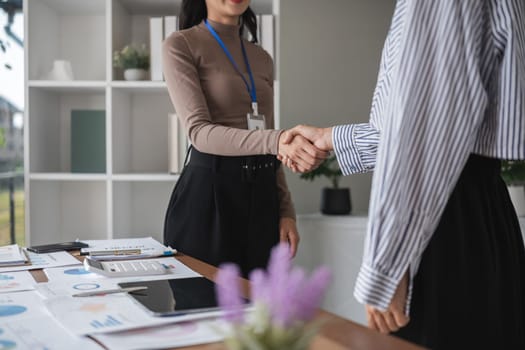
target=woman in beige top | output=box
[162,0,326,276]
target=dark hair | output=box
[179,0,258,43]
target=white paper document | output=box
[0,271,36,293]
[0,250,81,273]
[44,294,177,335]
[44,265,107,283]
[43,257,200,285]
[0,316,104,350]
[0,291,50,322]
[80,237,170,257]
[46,292,223,335]
[94,319,225,350]
[35,279,120,299]
[0,244,28,266]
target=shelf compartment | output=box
[28,180,108,245]
[110,81,167,92]
[113,181,175,242]
[112,0,177,81]
[112,88,174,174]
[28,87,106,173]
[27,0,107,81]
[28,81,106,92]
[30,173,108,181]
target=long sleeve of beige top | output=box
[162,20,295,219]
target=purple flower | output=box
[216,243,333,331]
[249,243,333,327]
[264,244,291,321]
[272,267,306,327]
[295,266,332,321]
[215,263,244,324]
[249,268,268,302]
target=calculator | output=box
[83,257,168,277]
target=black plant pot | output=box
[321,188,351,215]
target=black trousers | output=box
[163,148,280,277]
[395,155,525,349]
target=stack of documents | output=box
[79,237,176,261]
[0,244,29,267]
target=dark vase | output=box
[321,188,351,215]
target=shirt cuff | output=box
[332,124,378,175]
[353,263,400,311]
[354,263,415,315]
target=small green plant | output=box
[300,155,342,189]
[501,160,525,186]
[113,44,150,70]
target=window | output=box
[0,0,24,246]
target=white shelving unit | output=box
[24,0,279,245]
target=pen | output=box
[72,286,148,297]
[80,249,142,256]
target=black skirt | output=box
[163,148,281,277]
[395,155,525,349]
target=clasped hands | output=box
[278,125,334,173]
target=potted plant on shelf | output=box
[113,44,150,81]
[300,155,351,215]
[502,160,525,217]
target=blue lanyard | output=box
[204,20,258,114]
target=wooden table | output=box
[30,254,425,350]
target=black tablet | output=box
[118,277,249,317]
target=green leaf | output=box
[299,155,342,189]
[501,160,525,186]
[113,44,150,70]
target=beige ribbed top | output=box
[162,20,295,219]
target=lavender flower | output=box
[251,243,333,327]
[215,263,244,324]
[295,266,332,321]
[216,243,333,349]
[272,267,306,327]
[249,268,268,302]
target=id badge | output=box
[247,113,266,130]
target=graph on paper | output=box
[90,315,123,329]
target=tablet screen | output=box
[118,277,247,317]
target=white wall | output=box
[279,0,396,214]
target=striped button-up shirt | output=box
[333,0,525,311]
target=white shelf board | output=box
[112,173,180,182]
[111,81,168,92]
[30,173,108,181]
[33,0,106,15]
[28,80,107,93]
[115,0,177,14]
[114,0,272,15]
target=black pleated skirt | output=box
[395,155,525,349]
[163,148,281,277]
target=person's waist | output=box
[462,153,501,178]
[188,148,280,173]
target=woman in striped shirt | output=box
[281,0,525,348]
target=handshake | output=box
[277,125,333,173]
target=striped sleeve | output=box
[495,0,525,159]
[332,124,380,175]
[354,1,490,311]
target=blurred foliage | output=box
[0,128,5,148]
[501,160,525,186]
[113,44,150,70]
[299,155,342,189]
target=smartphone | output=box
[83,257,168,277]
[27,241,89,253]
